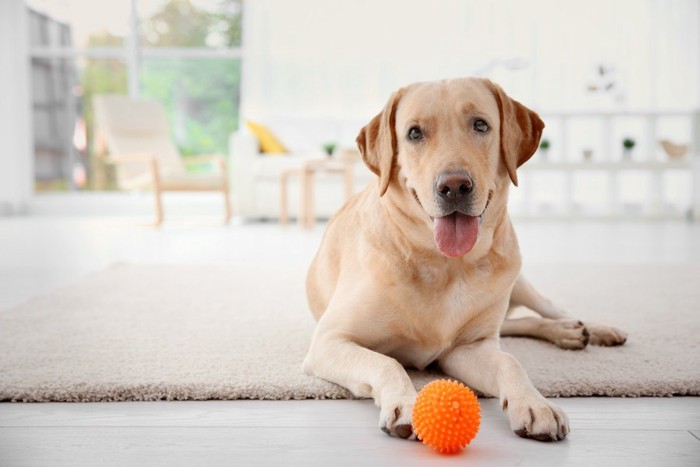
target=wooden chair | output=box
[92,95,232,225]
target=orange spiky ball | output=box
[413,379,481,454]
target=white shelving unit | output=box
[513,110,700,221]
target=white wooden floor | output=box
[1,215,699,466]
[1,398,698,466]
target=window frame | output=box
[27,0,245,192]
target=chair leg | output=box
[154,189,163,226]
[150,159,164,226]
[223,186,232,224]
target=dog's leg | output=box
[510,274,568,319]
[303,328,417,440]
[500,317,589,350]
[440,339,569,441]
[507,274,627,347]
[582,322,628,346]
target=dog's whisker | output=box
[479,190,494,225]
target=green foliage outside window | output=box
[141,0,242,48]
[140,58,241,157]
[80,0,242,187]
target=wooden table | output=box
[279,157,355,229]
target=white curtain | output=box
[241,0,699,119]
[0,0,33,214]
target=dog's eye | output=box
[474,119,489,133]
[407,126,423,142]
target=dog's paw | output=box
[379,398,417,440]
[505,394,569,441]
[586,323,627,346]
[545,319,589,350]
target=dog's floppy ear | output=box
[356,89,403,196]
[485,80,544,186]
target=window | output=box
[27,0,243,191]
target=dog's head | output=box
[357,78,543,257]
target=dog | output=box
[303,77,627,442]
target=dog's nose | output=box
[435,171,474,202]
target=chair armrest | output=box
[183,154,227,174]
[103,153,160,189]
[103,153,155,165]
[182,154,224,164]
[230,131,260,162]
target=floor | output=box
[1,215,699,466]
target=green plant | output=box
[81,0,244,189]
[539,139,551,151]
[623,138,636,150]
[323,142,337,156]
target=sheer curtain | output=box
[0,0,33,214]
[240,0,699,119]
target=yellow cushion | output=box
[245,120,287,154]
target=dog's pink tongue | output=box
[433,213,479,257]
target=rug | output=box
[0,263,698,402]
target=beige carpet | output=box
[0,263,698,402]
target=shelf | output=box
[539,110,697,118]
[513,109,699,220]
[522,160,692,171]
[510,210,691,221]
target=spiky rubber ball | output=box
[412,379,481,454]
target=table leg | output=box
[305,170,316,229]
[299,168,308,228]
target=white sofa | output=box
[228,117,374,220]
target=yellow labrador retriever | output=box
[303,78,627,441]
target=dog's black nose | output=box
[435,171,474,202]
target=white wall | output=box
[0,0,33,214]
[241,0,700,120]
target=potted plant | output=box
[322,142,337,157]
[539,139,550,160]
[622,138,635,160]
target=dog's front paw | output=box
[505,394,569,441]
[546,319,589,350]
[586,323,627,346]
[379,397,417,440]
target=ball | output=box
[412,379,481,454]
